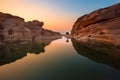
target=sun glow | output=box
[0,0,76,33]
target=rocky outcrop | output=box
[0,12,32,42]
[71,3,120,46]
[26,20,44,29]
[25,20,61,40]
[0,12,61,43]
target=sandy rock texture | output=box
[71,3,120,46]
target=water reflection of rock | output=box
[66,38,69,42]
[0,39,54,66]
[71,38,120,70]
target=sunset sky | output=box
[0,0,120,33]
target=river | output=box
[0,37,120,80]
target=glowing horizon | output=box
[0,0,120,33]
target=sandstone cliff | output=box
[71,3,120,46]
[0,12,61,43]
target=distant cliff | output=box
[71,3,120,46]
[0,12,61,43]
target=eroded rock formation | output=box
[0,12,61,43]
[26,20,61,40]
[0,12,32,42]
[71,3,120,46]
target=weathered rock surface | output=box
[71,3,120,46]
[26,20,61,40]
[0,12,61,43]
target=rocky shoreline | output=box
[0,12,61,43]
[71,3,120,46]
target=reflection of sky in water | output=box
[0,37,120,80]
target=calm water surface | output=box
[0,37,120,80]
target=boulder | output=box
[25,20,44,30]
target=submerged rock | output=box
[71,3,120,46]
